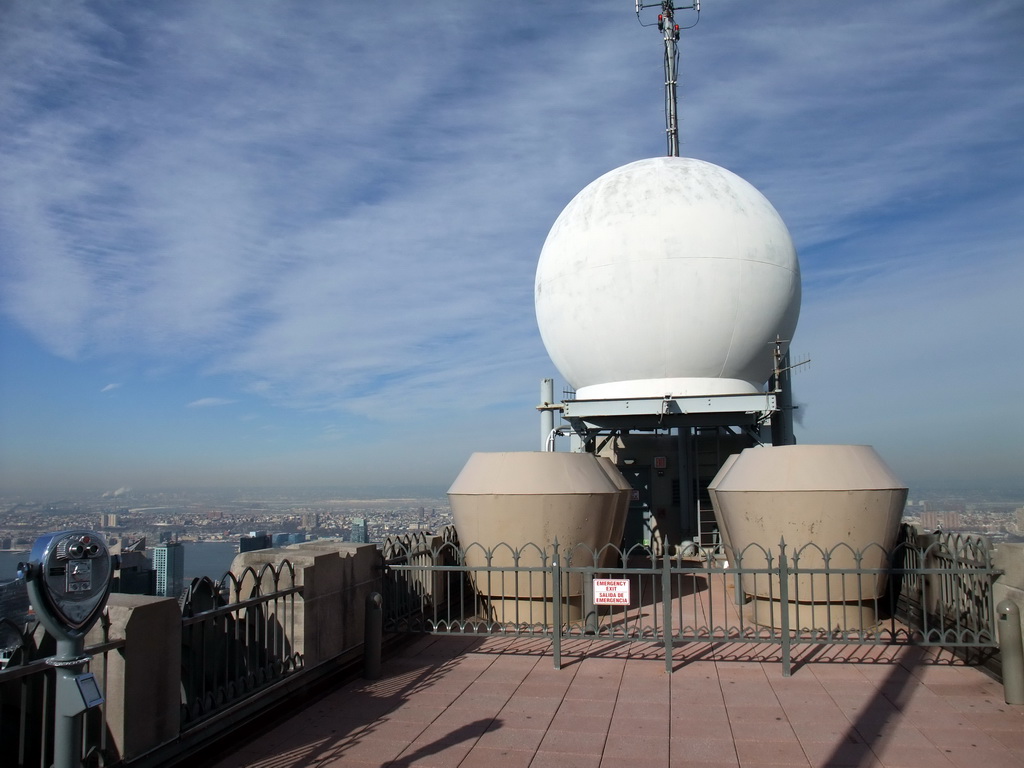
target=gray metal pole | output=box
[997,600,1024,705]
[771,349,796,446]
[540,378,555,451]
[663,2,679,156]
[583,568,598,635]
[364,592,383,680]
[778,539,792,678]
[51,638,87,768]
[551,542,562,670]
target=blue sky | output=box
[1,1,1021,496]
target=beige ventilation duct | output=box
[708,444,907,630]
[449,452,629,623]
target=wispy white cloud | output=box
[186,398,236,409]
[0,1,1020,489]
[100,383,121,393]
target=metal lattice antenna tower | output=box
[637,1,700,157]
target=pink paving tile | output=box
[500,693,563,716]
[491,707,555,731]
[670,735,739,765]
[557,697,617,718]
[549,712,614,734]
[603,732,670,762]
[779,702,849,724]
[356,715,430,742]
[833,697,900,723]
[315,694,403,720]
[418,706,493,732]
[617,684,671,704]
[671,719,732,740]
[379,702,449,723]
[813,679,877,698]
[789,718,861,745]
[771,691,835,709]
[868,743,957,768]
[716,684,770,696]
[575,656,628,672]
[210,736,341,768]
[767,679,830,697]
[462,678,523,696]
[672,665,722,681]
[530,750,603,768]
[514,680,573,699]
[671,702,731,727]
[474,723,546,752]
[564,683,621,702]
[717,665,770,681]
[322,734,409,763]
[539,728,607,755]
[253,727,351,758]
[852,721,931,747]
[726,703,790,723]
[728,717,797,743]
[394,690,467,712]
[522,669,577,686]
[671,696,729,712]
[989,729,1024,755]
[809,664,875,681]
[608,713,671,738]
[673,671,725,686]
[723,688,783,708]
[915,726,1011,752]
[316,759,381,768]
[733,739,810,766]
[940,745,1024,768]
[458,745,536,768]
[674,695,729,714]
[393,735,479,767]
[446,691,514,713]
[625,656,674,675]
[800,740,880,768]
[898,707,976,731]
[946,697,1024,720]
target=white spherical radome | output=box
[535,156,801,399]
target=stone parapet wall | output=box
[995,542,1024,639]
[84,540,380,763]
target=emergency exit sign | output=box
[593,578,631,606]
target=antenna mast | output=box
[637,1,699,157]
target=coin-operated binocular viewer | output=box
[18,531,115,768]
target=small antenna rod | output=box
[637,1,699,157]
[663,2,680,157]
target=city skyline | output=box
[1,2,1022,495]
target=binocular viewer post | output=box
[18,530,116,768]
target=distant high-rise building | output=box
[114,549,155,595]
[351,518,369,544]
[239,533,272,553]
[302,513,320,531]
[152,542,184,598]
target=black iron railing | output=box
[381,525,1001,677]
